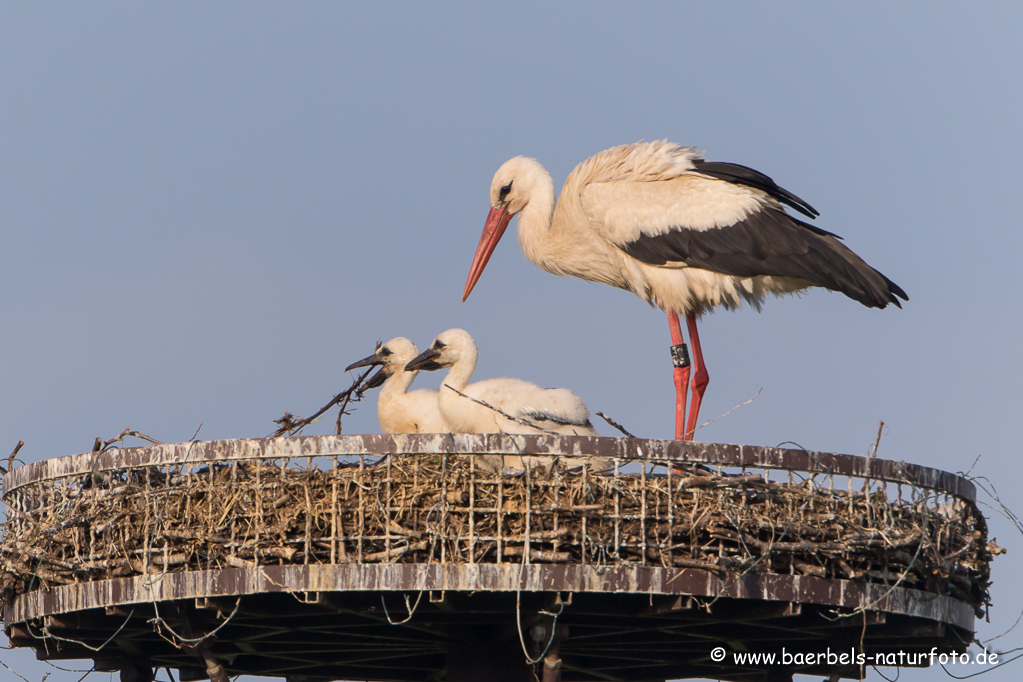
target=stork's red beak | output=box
[462,206,513,301]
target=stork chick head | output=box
[405,328,477,373]
[345,337,420,389]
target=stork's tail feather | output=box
[842,266,908,310]
[878,272,909,309]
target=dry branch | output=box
[271,368,373,437]
[870,420,885,458]
[596,412,636,438]
[1,440,23,475]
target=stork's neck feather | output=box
[512,167,628,290]
[515,179,556,267]
[380,367,416,399]
[440,347,477,393]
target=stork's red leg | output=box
[668,313,691,441]
[684,313,709,440]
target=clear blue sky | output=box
[2,4,1021,681]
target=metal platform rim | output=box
[4,563,977,631]
[1,434,976,501]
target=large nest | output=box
[1,450,997,611]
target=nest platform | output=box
[0,435,998,682]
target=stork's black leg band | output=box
[671,343,690,369]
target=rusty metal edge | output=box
[3,564,974,632]
[2,435,976,501]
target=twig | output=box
[595,412,636,438]
[381,591,424,625]
[42,661,95,674]
[869,420,885,458]
[271,368,373,437]
[860,420,885,494]
[963,453,983,478]
[692,388,762,433]
[96,429,165,453]
[0,656,34,682]
[443,384,560,436]
[104,428,132,449]
[1,440,23,475]
[41,608,136,652]
[149,598,241,648]
[335,370,370,435]
[128,430,163,446]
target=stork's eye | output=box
[379,348,392,357]
[433,341,446,350]
[499,182,512,202]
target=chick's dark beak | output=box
[363,367,388,390]
[405,347,443,372]
[345,352,383,373]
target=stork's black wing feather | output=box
[692,160,821,220]
[620,207,907,309]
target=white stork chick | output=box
[345,338,450,434]
[405,329,602,471]
[462,141,908,441]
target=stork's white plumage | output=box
[462,140,907,440]
[405,328,598,438]
[345,338,450,434]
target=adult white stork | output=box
[405,328,598,437]
[345,337,451,434]
[462,140,907,440]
